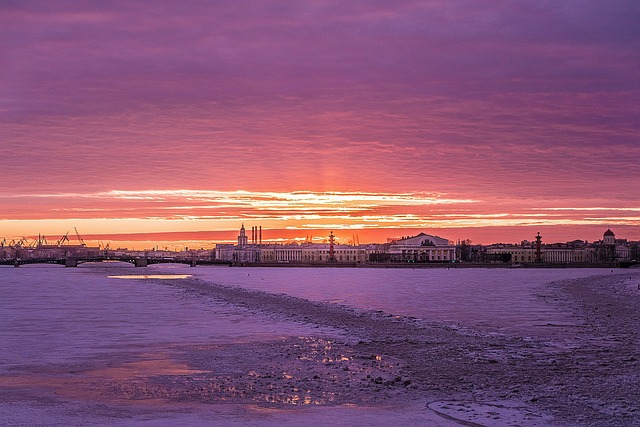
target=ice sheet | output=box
[1,264,636,426]
[0,265,320,370]
[187,266,613,335]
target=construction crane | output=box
[56,232,69,246]
[74,227,86,246]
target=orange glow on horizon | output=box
[1,189,639,248]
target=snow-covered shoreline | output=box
[1,265,638,426]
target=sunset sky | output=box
[2,1,639,248]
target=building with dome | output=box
[386,233,457,262]
[214,226,457,264]
[603,228,616,245]
[596,228,630,262]
[486,229,634,264]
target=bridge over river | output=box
[1,255,231,268]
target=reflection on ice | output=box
[87,354,207,379]
[108,274,192,279]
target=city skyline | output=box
[2,223,633,254]
[2,2,639,245]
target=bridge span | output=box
[1,256,231,268]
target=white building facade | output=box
[387,233,457,262]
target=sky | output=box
[1,1,639,248]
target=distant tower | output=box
[535,232,542,262]
[238,224,248,246]
[329,231,336,262]
[603,229,615,245]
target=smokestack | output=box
[252,226,256,244]
[259,226,262,245]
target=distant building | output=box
[603,228,616,245]
[214,226,456,264]
[486,244,537,263]
[597,229,630,261]
[542,244,592,263]
[485,229,632,264]
[238,223,248,246]
[387,232,457,262]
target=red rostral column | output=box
[535,232,542,262]
[329,231,336,262]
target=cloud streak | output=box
[1,190,638,242]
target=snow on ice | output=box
[1,263,639,426]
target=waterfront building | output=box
[596,229,630,262]
[237,223,248,246]
[214,224,258,263]
[214,243,235,262]
[486,244,537,263]
[486,240,592,264]
[387,233,457,262]
[485,229,632,264]
[214,226,455,264]
[541,244,592,263]
[298,243,368,263]
[259,245,276,263]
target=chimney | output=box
[259,226,262,245]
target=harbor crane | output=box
[37,234,48,247]
[56,232,69,246]
[74,227,86,246]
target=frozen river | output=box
[1,264,636,426]
[187,266,611,335]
